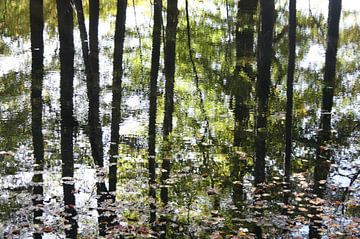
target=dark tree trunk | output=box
[310,1,341,237]
[284,0,296,181]
[56,0,78,237]
[73,0,90,79]
[254,0,275,184]
[109,0,127,193]
[89,1,108,234]
[74,0,111,234]
[232,0,257,202]
[30,0,44,238]
[162,0,178,138]
[96,180,112,236]
[160,1,178,237]
[314,0,341,198]
[148,0,162,225]
[74,0,104,169]
[88,0,104,168]
[161,0,178,204]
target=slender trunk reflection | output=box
[283,0,297,208]
[109,0,127,194]
[310,0,342,237]
[161,0,178,237]
[88,0,104,168]
[284,0,296,183]
[74,1,113,234]
[89,1,113,235]
[56,0,78,237]
[254,0,275,184]
[162,0,178,139]
[73,1,110,235]
[148,0,162,226]
[73,0,90,82]
[30,0,44,238]
[185,0,213,181]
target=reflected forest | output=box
[1,0,360,238]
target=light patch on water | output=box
[125,94,142,109]
[332,174,351,187]
[120,116,146,135]
[0,171,33,190]
[300,44,325,70]
[126,5,151,29]
[0,56,24,75]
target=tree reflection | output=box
[254,0,275,184]
[310,0,342,237]
[231,0,257,206]
[30,0,44,238]
[56,0,78,237]
[2,0,360,238]
[148,0,162,228]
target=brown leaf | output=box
[42,226,54,233]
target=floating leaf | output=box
[42,226,54,233]
[319,180,327,184]
[298,207,308,212]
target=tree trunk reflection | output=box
[30,0,44,238]
[109,0,127,194]
[254,0,275,184]
[232,0,257,205]
[56,0,78,237]
[284,0,296,182]
[310,0,342,237]
[148,0,162,227]
[161,0,178,237]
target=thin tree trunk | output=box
[30,1,44,238]
[109,0,127,193]
[284,0,296,181]
[89,1,114,235]
[56,0,78,237]
[73,0,91,80]
[314,0,341,198]
[254,0,275,184]
[148,0,162,225]
[309,0,341,238]
[162,0,178,138]
[161,0,178,204]
[310,1,341,237]
[74,0,104,168]
[185,0,215,178]
[224,0,232,75]
[74,0,104,167]
[160,1,178,237]
[88,0,104,167]
[132,0,144,77]
[184,0,211,136]
[73,1,111,235]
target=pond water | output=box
[0,0,360,238]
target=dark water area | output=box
[1,0,360,238]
